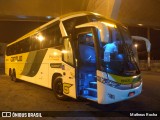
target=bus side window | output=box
[44,27,54,48]
[10,45,13,55]
[30,34,40,51]
[43,24,62,48]
[24,38,29,53]
[29,36,34,51]
[53,25,62,46]
[62,37,74,66]
[20,38,29,53]
[17,42,21,54]
[12,43,17,54]
[63,16,88,35]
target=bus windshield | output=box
[100,23,140,76]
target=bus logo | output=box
[10,56,22,62]
[63,83,72,94]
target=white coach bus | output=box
[5,12,142,104]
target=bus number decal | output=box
[10,56,22,62]
[63,83,72,94]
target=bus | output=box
[5,12,142,104]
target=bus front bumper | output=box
[97,82,142,104]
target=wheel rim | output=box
[56,81,63,95]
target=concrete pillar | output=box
[0,43,6,74]
[86,0,121,19]
[147,27,151,70]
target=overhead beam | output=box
[86,0,121,19]
[0,15,52,22]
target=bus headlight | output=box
[97,77,141,90]
[97,77,120,88]
[104,79,120,88]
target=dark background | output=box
[129,27,160,60]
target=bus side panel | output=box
[19,49,48,87]
[5,52,29,78]
[47,48,63,88]
[5,48,64,89]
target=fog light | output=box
[128,91,135,97]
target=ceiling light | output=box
[46,16,52,19]
[138,24,143,26]
[17,15,27,19]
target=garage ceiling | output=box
[118,0,160,27]
[0,0,160,43]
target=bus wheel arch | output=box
[52,73,62,87]
[52,73,67,100]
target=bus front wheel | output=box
[53,77,67,100]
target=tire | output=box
[9,69,13,81]
[12,69,17,82]
[52,76,67,100]
[9,68,12,76]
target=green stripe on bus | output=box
[21,51,37,75]
[21,49,47,77]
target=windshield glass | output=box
[100,22,140,76]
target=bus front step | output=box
[89,81,97,89]
[81,95,97,102]
[82,87,97,97]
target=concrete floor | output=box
[0,71,159,119]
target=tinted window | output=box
[38,23,62,49]
[63,16,88,34]
[6,22,62,56]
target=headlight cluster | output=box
[104,78,120,88]
[97,77,120,88]
[98,77,141,90]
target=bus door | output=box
[75,27,97,101]
[62,37,77,99]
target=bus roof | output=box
[7,11,122,46]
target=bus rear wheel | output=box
[11,69,17,82]
[9,68,12,81]
[53,77,67,100]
